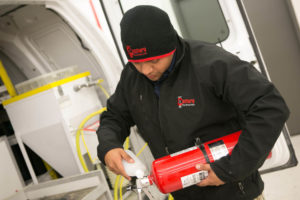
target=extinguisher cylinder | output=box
[147,130,242,194]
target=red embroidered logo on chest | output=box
[177,96,195,108]
[126,45,147,58]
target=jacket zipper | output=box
[141,81,170,155]
[158,101,170,155]
[157,84,170,155]
[238,182,246,195]
[165,146,170,155]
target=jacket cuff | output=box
[210,159,236,183]
[97,144,123,165]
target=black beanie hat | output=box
[120,5,177,62]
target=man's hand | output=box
[104,148,134,180]
[195,163,225,187]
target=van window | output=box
[119,0,229,44]
[170,0,229,43]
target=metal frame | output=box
[7,170,113,200]
[0,136,25,200]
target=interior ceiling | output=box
[0,5,23,17]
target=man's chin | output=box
[147,75,159,81]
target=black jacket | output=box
[97,37,289,200]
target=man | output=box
[97,5,289,200]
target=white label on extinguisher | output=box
[181,171,208,188]
[170,146,197,157]
[208,140,229,161]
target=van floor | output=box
[262,134,300,200]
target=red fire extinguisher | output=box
[140,130,242,194]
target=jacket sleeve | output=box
[209,54,290,182]
[96,69,135,164]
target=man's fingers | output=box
[195,164,209,187]
[118,165,131,180]
[195,163,225,187]
[121,151,134,163]
[196,178,210,187]
[104,148,133,180]
[195,163,210,171]
[114,156,132,180]
[108,161,131,180]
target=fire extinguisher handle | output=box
[195,137,210,163]
[195,137,202,146]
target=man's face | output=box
[131,53,174,81]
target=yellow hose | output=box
[97,79,110,99]
[43,161,58,179]
[124,137,130,150]
[114,137,130,200]
[0,60,17,97]
[81,129,94,163]
[114,175,121,200]
[118,176,125,199]
[136,142,148,157]
[76,107,107,172]
[76,79,110,171]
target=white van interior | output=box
[0,5,111,102]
